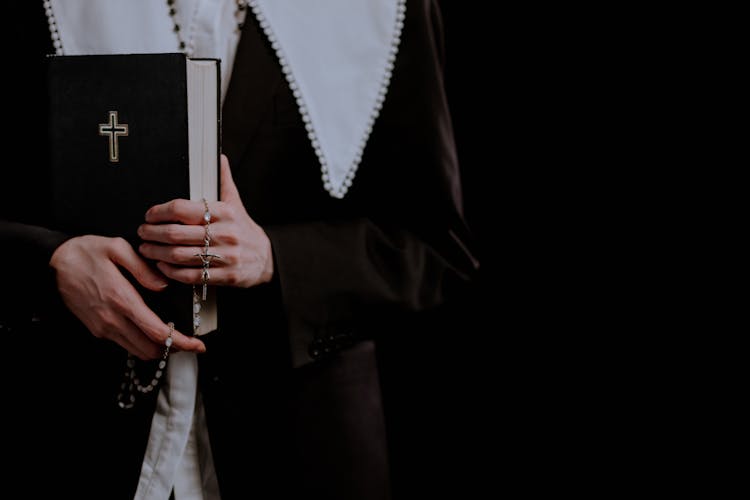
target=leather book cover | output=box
[47,53,208,335]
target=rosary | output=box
[168,0,249,57]
[117,0,239,409]
[117,199,217,409]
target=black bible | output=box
[47,53,219,336]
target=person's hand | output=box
[50,235,206,359]
[138,155,274,288]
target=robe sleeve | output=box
[0,226,71,326]
[0,3,71,324]
[263,0,478,367]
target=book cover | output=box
[47,53,219,336]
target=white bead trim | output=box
[44,1,247,59]
[43,0,64,55]
[179,0,202,57]
[247,0,406,199]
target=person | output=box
[0,1,476,498]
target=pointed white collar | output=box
[248,0,405,198]
[47,0,406,198]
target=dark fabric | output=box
[0,4,65,320]
[0,1,476,498]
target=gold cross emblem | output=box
[98,111,129,163]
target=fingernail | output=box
[158,282,168,288]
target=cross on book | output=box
[98,110,129,163]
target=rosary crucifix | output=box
[195,203,221,300]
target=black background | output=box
[404,4,642,496]
[378,3,498,497]
[382,3,584,496]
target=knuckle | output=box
[225,249,240,265]
[168,247,183,261]
[222,231,239,246]
[185,249,198,264]
[98,311,118,332]
[109,289,129,310]
[159,264,176,279]
[174,199,190,215]
[167,199,179,215]
[146,325,166,343]
[226,270,239,286]
[165,225,181,242]
[111,237,129,253]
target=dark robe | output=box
[0,1,476,498]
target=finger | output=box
[114,327,162,361]
[97,311,160,360]
[138,223,206,245]
[108,237,168,291]
[116,318,163,360]
[220,155,242,206]
[139,243,204,265]
[157,221,238,249]
[113,333,151,361]
[146,198,231,224]
[145,199,204,225]
[128,304,206,354]
[157,261,204,285]
[157,262,240,287]
[109,272,206,353]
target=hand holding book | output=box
[138,156,274,289]
[49,235,207,359]
[48,53,222,339]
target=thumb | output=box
[220,154,242,205]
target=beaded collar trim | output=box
[245,0,406,198]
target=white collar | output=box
[48,0,406,198]
[249,0,405,198]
